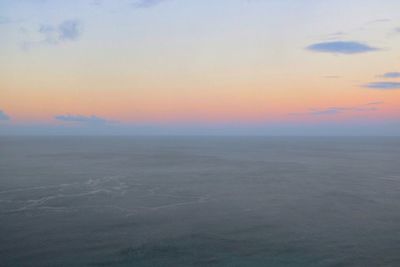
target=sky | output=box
[1,0,400,135]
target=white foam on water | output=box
[1,175,213,216]
[377,175,400,182]
[0,176,131,213]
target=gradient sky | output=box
[1,0,400,135]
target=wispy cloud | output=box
[365,18,392,25]
[133,0,168,8]
[55,114,116,124]
[366,101,384,105]
[90,0,103,6]
[306,41,379,54]
[39,19,82,44]
[290,102,382,116]
[0,16,13,24]
[22,19,82,49]
[0,110,10,121]
[380,72,400,78]
[364,82,400,90]
[323,31,347,40]
[0,16,23,24]
[318,18,391,41]
[310,108,345,116]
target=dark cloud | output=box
[55,114,116,124]
[0,110,10,121]
[307,41,378,54]
[364,82,400,90]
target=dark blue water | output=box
[1,137,400,266]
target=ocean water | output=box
[1,136,400,266]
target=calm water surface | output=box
[1,137,400,266]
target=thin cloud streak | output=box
[381,72,400,78]
[132,0,168,8]
[290,102,383,117]
[364,82,400,90]
[55,114,117,124]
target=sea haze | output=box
[1,136,400,266]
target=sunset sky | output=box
[1,0,400,135]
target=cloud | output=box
[133,0,168,8]
[291,102,382,116]
[366,101,384,105]
[55,114,116,124]
[381,72,400,78]
[38,19,82,45]
[0,16,23,24]
[0,110,10,121]
[306,41,378,54]
[58,20,81,41]
[0,17,13,24]
[310,108,346,116]
[323,31,347,40]
[395,27,400,33]
[364,82,400,90]
[329,31,346,37]
[365,18,391,25]
[90,0,103,6]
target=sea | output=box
[1,136,400,266]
